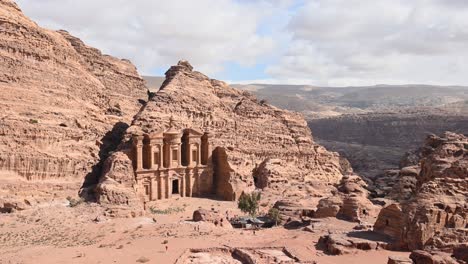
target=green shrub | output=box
[29,119,39,124]
[268,208,281,226]
[238,191,261,217]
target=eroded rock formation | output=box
[374,132,468,251]
[193,209,232,228]
[99,60,344,209]
[0,0,147,183]
[315,175,379,222]
[94,152,143,217]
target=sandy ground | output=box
[0,196,410,264]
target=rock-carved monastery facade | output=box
[131,121,214,201]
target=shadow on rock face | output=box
[79,121,129,201]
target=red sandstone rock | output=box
[409,250,459,264]
[0,0,147,192]
[272,199,315,222]
[100,60,345,210]
[193,209,232,228]
[94,152,143,216]
[315,175,378,222]
[318,233,383,255]
[374,132,468,251]
[387,256,412,264]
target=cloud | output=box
[15,0,468,86]
[267,0,468,86]
[16,0,284,76]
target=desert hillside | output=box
[227,82,468,177]
[0,0,147,183]
[0,1,466,264]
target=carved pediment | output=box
[183,128,204,136]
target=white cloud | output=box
[267,0,468,86]
[14,0,468,86]
[16,0,281,76]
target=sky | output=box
[15,0,468,86]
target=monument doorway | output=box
[172,179,179,194]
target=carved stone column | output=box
[159,144,164,168]
[149,141,155,169]
[197,143,201,167]
[181,174,185,197]
[168,146,173,169]
[177,143,182,167]
[166,174,170,199]
[187,170,193,197]
[151,177,157,201]
[133,135,144,171]
[159,173,165,200]
[196,170,201,196]
[188,143,193,167]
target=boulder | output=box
[318,233,381,255]
[387,256,412,264]
[316,175,379,222]
[193,209,232,228]
[273,199,315,221]
[315,196,342,218]
[409,250,458,264]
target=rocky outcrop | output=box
[317,233,389,255]
[193,209,231,228]
[0,0,147,184]
[272,199,315,222]
[374,132,468,251]
[315,175,378,222]
[94,152,142,216]
[409,250,459,264]
[253,158,344,200]
[102,60,344,207]
[387,256,412,264]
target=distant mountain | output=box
[230,82,468,178]
[232,83,468,119]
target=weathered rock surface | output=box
[315,175,379,222]
[0,0,147,184]
[317,232,389,255]
[253,158,343,202]
[193,209,231,228]
[374,132,468,251]
[387,255,412,264]
[103,60,344,206]
[94,152,143,216]
[409,250,459,264]
[272,199,315,222]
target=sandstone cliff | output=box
[0,0,147,183]
[99,61,344,206]
[374,132,468,251]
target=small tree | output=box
[238,192,261,217]
[268,208,281,226]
